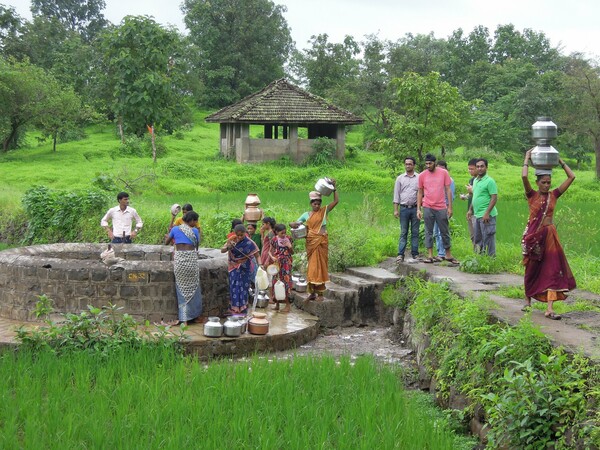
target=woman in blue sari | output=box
[164,211,203,325]
[221,223,259,314]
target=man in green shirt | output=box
[467,158,498,256]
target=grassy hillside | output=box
[1,110,600,292]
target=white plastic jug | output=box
[256,267,269,290]
[274,280,286,301]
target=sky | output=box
[4,0,600,59]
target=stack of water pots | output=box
[529,117,560,170]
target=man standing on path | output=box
[417,154,459,265]
[393,157,420,264]
[461,159,478,250]
[433,160,455,260]
[467,158,498,256]
[101,192,143,244]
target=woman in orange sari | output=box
[290,181,339,302]
[521,149,576,320]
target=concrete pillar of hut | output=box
[289,125,299,162]
[226,123,237,159]
[238,124,250,163]
[219,124,227,156]
[336,125,345,161]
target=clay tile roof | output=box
[205,78,363,125]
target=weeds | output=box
[16,295,186,356]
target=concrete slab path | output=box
[388,257,600,360]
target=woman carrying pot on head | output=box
[290,181,339,302]
[521,149,576,320]
[221,223,260,315]
[164,211,204,325]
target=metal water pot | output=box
[315,178,335,196]
[530,117,560,169]
[291,272,301,290]
[203,317,223,337]
[244,205,263,222]
[256,290,269,308]
[531,117,557,140]
[256,291,269,308]
[244,193,261,206]
[530,144,560,169]
[291,224,307,240]
[223,316,243,337]
[295,277,307,293]
[248,312,269,335]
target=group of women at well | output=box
[165,180,339,325]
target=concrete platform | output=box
[0,306,320,359]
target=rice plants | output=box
[0,348,474,449]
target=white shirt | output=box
[393,172,419,206]
[100,206,143,236]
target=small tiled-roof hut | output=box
[205,78,363,163]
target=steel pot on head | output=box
[530,145,560,170]
[315,178,335,196]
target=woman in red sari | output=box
[290,181,339,302]
[521,149,576,319]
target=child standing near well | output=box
[269,224,293,313]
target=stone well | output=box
[0,244,229,322]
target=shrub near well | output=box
[401,276,599,449]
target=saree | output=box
[305,207,329,294]
[521,188,576,302]
[228,236,259,313]
[260,231,274,266]
[271,236,293,296]
[173,225,202,321]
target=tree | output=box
[182,0,292,107]
[30,0,107,41]
[387,32,447,79]
[35,84,86,152]
[559,55,600,178]
[375,72,472,171]
[0,57,83,151]
[291,33,360,98]
[99,16,191,141]
[0,4,23,53]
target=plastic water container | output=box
[274,280,286,301]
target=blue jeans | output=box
[398,206,420,257]
[112,236,132,244]
[433,222,446,258]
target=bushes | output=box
[21,186,110,244]
[400,276,600,449]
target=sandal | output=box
[433,256,444,262]
[545,312,562,320]
[422,257,435,264]
[444,257,460,265]
[307,293,317,301]
[521,305,532,312]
